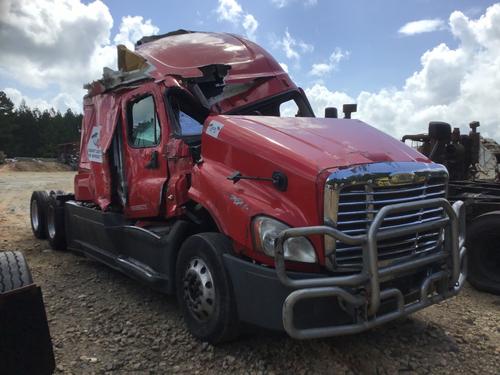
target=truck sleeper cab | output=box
[30,30,466,343]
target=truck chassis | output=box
[41,192,466,340]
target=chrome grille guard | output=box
[324,162,449,270]
[274,198,466,339]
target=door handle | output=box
[146,150,159,169]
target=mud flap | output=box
[0,285,55,375]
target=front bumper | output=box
[274,198,466,339]
[224,198,466,339]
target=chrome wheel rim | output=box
[47,206,56,239]
[31,200,39,231]
[183,257,215,321]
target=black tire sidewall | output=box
[175,233,238,343]
[30,191,48,239]
[46,196,66,251]
[467,215,500,294]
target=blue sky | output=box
[98,0,490,95]
[1,0,500,140]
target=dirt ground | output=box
[1,159,73,172]
[0,169,499,375]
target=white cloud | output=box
[305,84,355,117]
[216,0,243,22]
[0,0,114,91]
[309,63,330,77]
[114,16,159,50]
[305,4,500,142]
[4,88,51,111]
[242,14,259,40]
[0,0,159,112]
[271,0,317,8]
[3,87,80,113]
[279,62,289,73]
[310,48,349,77]
[399,18,445,35]
[216,0,259,40]
[276,29,314,61]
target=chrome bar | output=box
[338,190,446,206]
[274,197,466,339]
[339,183,445,196]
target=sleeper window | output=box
[129,96,160,147]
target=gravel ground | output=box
[0,170,499,375]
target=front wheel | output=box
[175,233,239,344]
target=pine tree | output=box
[0,90,82,157]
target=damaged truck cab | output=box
[30,31,466,343]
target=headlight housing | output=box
[252,216,317,263]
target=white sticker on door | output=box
[206,121,224,139]
[87,126,103,163]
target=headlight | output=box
[252,216,317,263]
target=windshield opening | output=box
[227,90,315,118]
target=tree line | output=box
[0,91,81,158]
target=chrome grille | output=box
[323,162,449,271]
[335,179,446,268]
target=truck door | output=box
[121,83,169,218]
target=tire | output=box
[30,191,49,239]
[0,251,33,293]
[466,213,500,295]
[46,195,67,251]
[175,233,239,344]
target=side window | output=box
[128,95,160,147]
[178,111,203,136]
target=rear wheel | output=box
[30,191,49,239]
[467,213,500,295]
[46,195,67,251]
[175,233,239,344]
[0,251,33,292]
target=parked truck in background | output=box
[403,121,500,294]
[30,30,466,343]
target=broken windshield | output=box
[227,90,315,118]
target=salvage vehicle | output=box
[0,251,55,374]
[30,30,466,343]
[57,142,80,170]
[403,121,500,294]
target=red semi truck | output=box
[30,31,466,343]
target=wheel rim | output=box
[31,200,39,231]
[183,257,216,322]
[47,205,56,239]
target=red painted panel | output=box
[120,83,170,218]
[189,114,431,269]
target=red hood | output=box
[210,115,430,175]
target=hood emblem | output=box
[374,172,426,187]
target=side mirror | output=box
[324,107,338,118]
[343,104,357,119]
